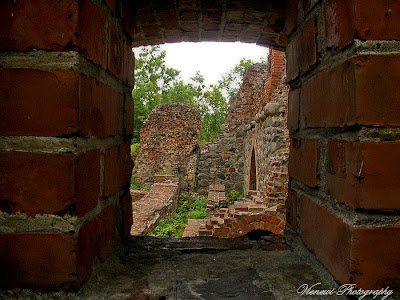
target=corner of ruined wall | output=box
[196,62,271,196]
[243,51,289,205]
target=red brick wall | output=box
[286,0,400,291]
[0,0,134,291]
[134,103,201,190]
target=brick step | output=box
[182,219,207,238]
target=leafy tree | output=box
[132,45,255,144]
[217,58,254,101]
[132,46,203,142]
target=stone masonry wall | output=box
[244,50,289,206]
[134,103,201,190]
[196,63,269,195]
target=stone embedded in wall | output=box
[196,63,270,194]
[134,103,201,190]
[244,50,289,206]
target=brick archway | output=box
[129,0,288,49]
[1,0,400,293]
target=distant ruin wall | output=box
[197,50,289,202]
[134,103,201,190]
[244,50,289,205]
[196,63,269,195]
[134,51,289,200]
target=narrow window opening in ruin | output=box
[249,147,257,191]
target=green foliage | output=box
[225,189,243,207]
[217,58,254,101]
[148,193,207,237]
[132,46,254,144]
[130,176,143,190]
[131,143,140,159]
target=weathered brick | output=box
[0,205,118,290]
[0,0,78,52]
[300,194,400,290]
[326,140,400,210]
[278,220,285,229]
[77,205,117,281]
[286,17,317,81]
[104,144,133,196]
[124,44,135,87]
[304,54,400,127]
[107,22,124,80]
[79,0,105,65]
[80,75,121,137]
[154,0,175,10]
[0,233,78,290]
[201,0,223,10]
[286,189,298,230]
[302,60,356,127]
[353,55,400,126]
[0,69,126,137]
[122,194,133,237]
[202,11,222,31]
[284,0,299,36]
[300,195,352,283]
[288,139,320,187]
[122,0,137,38]
[0,0,104,64]
[351,225,400,290]
[75,150,101,216]
[0,69,79,136]
[124,93,134,135]
[287,88,300,131]
[324,0,353,48]
[325,0,400,48]
[0,150,100,217]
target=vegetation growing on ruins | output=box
[132,46,254,144]
[148,193,207,237]
[225,189,243,207]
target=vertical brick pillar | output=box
[286,0,400,291]
[0,0,134,291]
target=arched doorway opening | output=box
[249,147,257,191]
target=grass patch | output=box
[148,193,207,237]
[130,176,147,190]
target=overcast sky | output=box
[134,42,269,85]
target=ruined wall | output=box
[244,50,289,206]
[196,64,269,195]
[134,103,201,190]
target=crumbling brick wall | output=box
[196,63,269,195]
[244,50,289,206]
[134,103,201,190]
[197,50,289,201]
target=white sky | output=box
[134,42,269,85]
